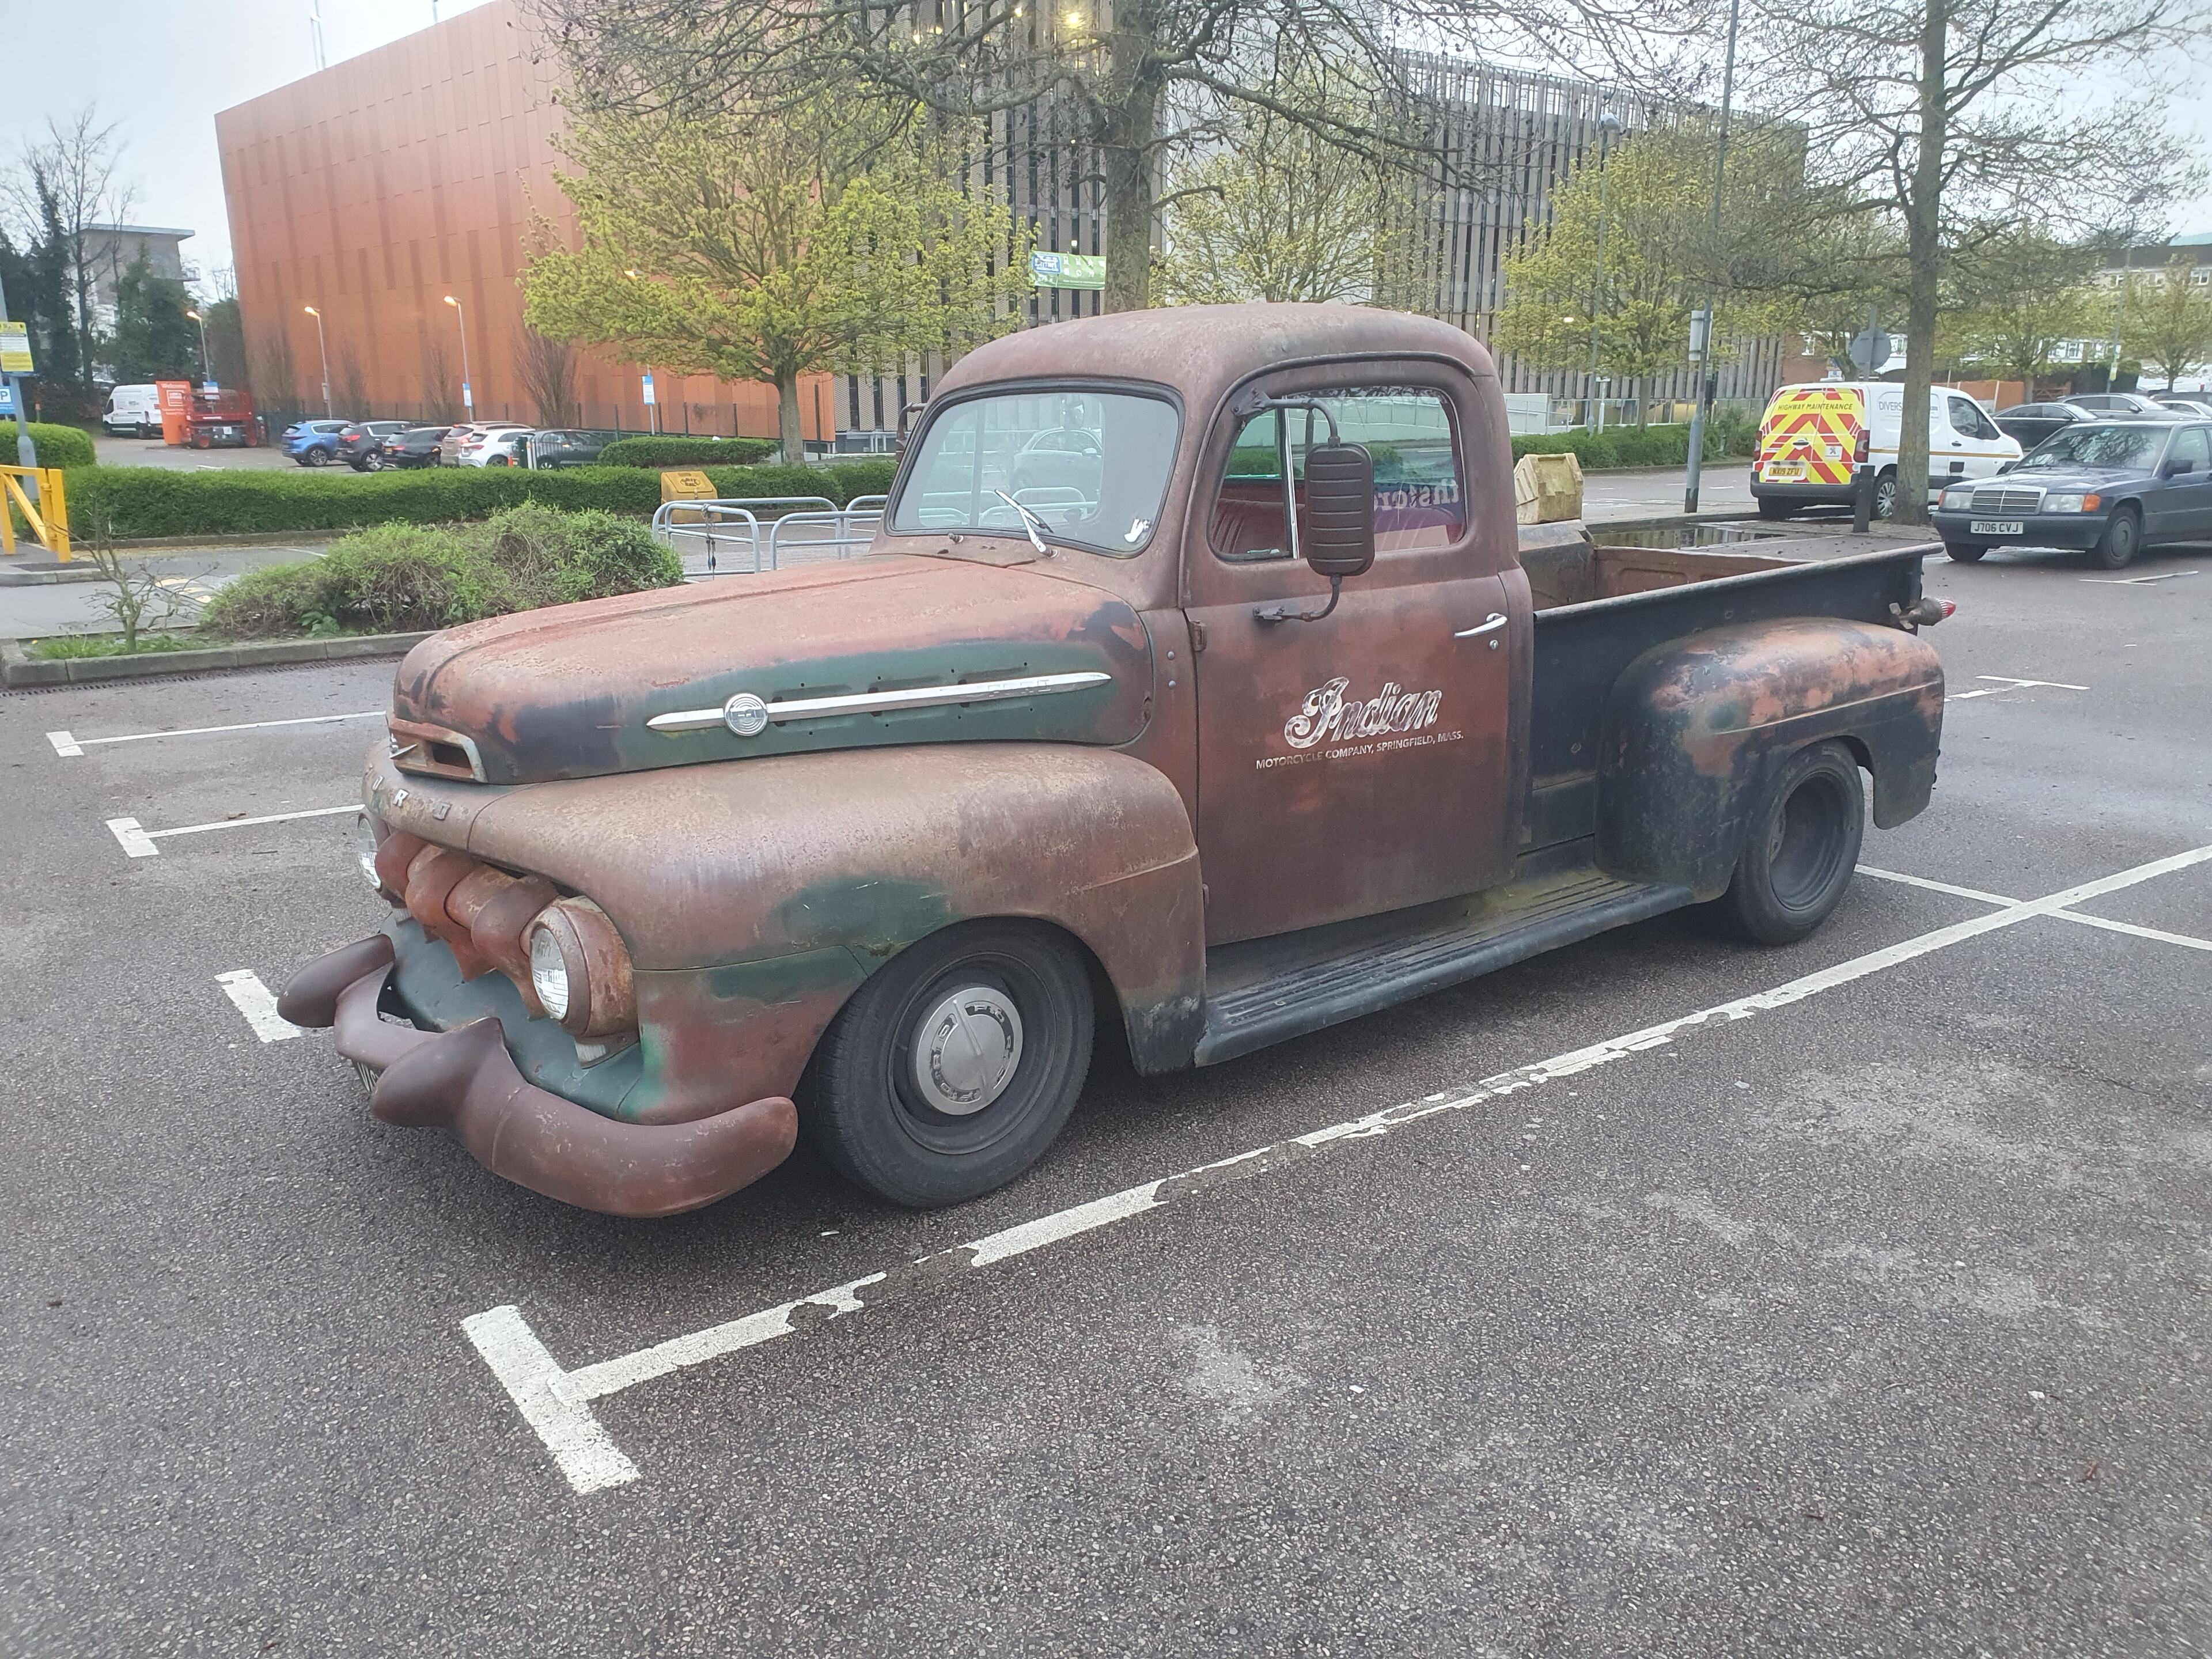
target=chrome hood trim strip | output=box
[646,670,1115,736]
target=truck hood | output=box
[389,554,1156,785]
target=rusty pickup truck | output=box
[281,305,1947,1218]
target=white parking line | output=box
[47,710,382,757]
[107,805,356,858]
[1945,676,2089,703]
[215,969,302,1043]
[1857,865,2212,952]
[467,842,2212,1495]
[2081,570,2199,585]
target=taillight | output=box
[1853,430,1869,465]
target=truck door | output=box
[1185,378,1522,945]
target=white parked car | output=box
[463,427,536,467]
[103,384,164,437]
[441,422,531,466]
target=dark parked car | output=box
[337,421,414,471]
[529,429,619,468]
[1991,402,2096,451]
[1932,418,2212,569]
[2063,391,2171,416]
[378,426,452,469]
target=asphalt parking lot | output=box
[3,537,2208,1657]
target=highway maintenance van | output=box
[1753,381,2020,520]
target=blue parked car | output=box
[1932,418,2212,569]
[284,419,355,467]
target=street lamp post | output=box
[622,269,659,434]
[1587,111,1623,436]
[184,309,211,386]
[303,305,332,416]
[1682,0,1743,514]
[442,294,474,417]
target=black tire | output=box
[2089,505,2141,570]
[802,921,1094,1207]
[1720,741,1866,946]
[1756,497,1794,521]
[1946,542,1987,562]
[1871,469,1899,521]
[302,445,330,467]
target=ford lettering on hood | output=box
[387,554,1155,785]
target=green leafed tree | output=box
[2122,252,2212,390]
[1156,79,1414,307]
[523,95,1033,462]
[109,253,199,382]
[1941,233,2103,389]
[1493,123,1801,421]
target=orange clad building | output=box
[214,0,836,441]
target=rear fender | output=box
[457,744,1206,1122]
[1597,619,1944,897]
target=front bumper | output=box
[1930,507,2107,550]
[279,933,798,1218]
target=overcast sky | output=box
[7,0,2209,290]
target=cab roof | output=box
[934,303,1497,415]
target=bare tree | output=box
[419,333,456,420]
[5,105,136,389]
[1749,0,2210,522]
[334,344,370,418]
[513,325,580,426]
[528,0,1711,313]
[253,324,300,419]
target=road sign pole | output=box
[0,274,39,501]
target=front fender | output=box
[459,744,1206,1119]
[1597,619,1944,897]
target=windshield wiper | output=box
[992,489,1063,558]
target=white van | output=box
[1752,381,2021,520]
[103,384,163,437]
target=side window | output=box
[1948,396,1998,441]
[1210,386,1465,563]
[2173,428,2211,472]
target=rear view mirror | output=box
[2164,458,2196,477]
[1302,442,1376,578]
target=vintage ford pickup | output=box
[281,305,1948,1218]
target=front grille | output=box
[1970,486,2044,515]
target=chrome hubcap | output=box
[912,986,1023,1115]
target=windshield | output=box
[2020,424,2171,471]
[891,389,1180,555]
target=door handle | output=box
[1454,612,1508,639]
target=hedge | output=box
[1509,414,1758,469]
[63,459,898,540]
[597,435,778,468]
[6,423,96,471]
[198,503,684,638]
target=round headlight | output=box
[528,925,573,1021]
[355,813,383,891]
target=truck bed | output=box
[1518,525,1937,854]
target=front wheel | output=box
[802,921,1095,1207]
[1946,543,1987,563]
[2089,506,2141,570]
[1719,741,1866,946]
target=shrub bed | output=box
[64,459,897,540]
[7,423,97,470]
[1509,415,1757,469]
[197,503,685,638]
[597,435,778,467]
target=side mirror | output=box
[2164,458,2195,476]
[1301,441,1376,578]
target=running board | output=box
[1194,866,1694,1066]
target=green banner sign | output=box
[1029,251,1105,291]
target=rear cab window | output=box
[1211,387,1465,563]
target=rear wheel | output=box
[802,921,1094,1207]
[1720,741,1866,946]
[1946,543,1987,563]
[302,445,330,468]
[1756,497,1794,521]
[2089,505,2141,570]
[1871,469,1899,521]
